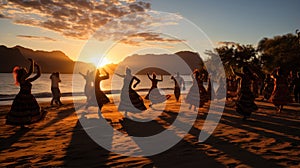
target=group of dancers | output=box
[5,58,299,129]
[82,67,221,117]
[227,65,299,120]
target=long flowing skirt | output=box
[270,84,290,106]
[185,85,200,107]
[263,84,274,100]
[174,87,181,101]
[118,89,147,113]
[6,93,47,125]
[149,88,170,104]
[236,89,258,117]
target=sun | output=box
[98,57,110,68]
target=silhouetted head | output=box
[96,69,100,76]
[193,69,200,78]
[242,66,251,75]
[13,66,27,86]
[176,72,180,76]
[277,68,284,76]
[152,72,157,79]
[55,72,60,78]
[266,74,271,78]
[126,67,131,75]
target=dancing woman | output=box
[50,72,63,106]
[185,69,206,111]
[231,66,258,120]
[171,72,185,102]
[270,67,290,112]
[145,72,170,106]
[79,70,94,103]
[6,59,47,129]
[116,68,146,116]
[263,74,274,101]
[93,68,110,109]
[207,76,215,101]
[292,72,300,103]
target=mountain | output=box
[0,45,203,75]
[0,45,95,73]
[116,51,204,75]
[15,45,75,73]
[0,45,29,73]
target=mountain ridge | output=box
[1,45,204,75]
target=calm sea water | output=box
[0,73,198,105]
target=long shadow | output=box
[228,101,300,125]
[0,128,31,152]
[204,135,284,168]
[215,106,300,138]
[163,113,284,168]
[36,103,80,132]
[120,110,178,137]
[199,107,300,144]
[119,110,224,167]
[64,113,112,167]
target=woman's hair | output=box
[193,69,200,78]
[13,66,27,86]
[126,67,131,75]
[152,72,157,78]
[242,66,251,74]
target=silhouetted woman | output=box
[292,72,300,103]
[92,68,110,109]
[263,74,274,101]
[207,76,215,101]
[50,72,63,106]
[145,72,170,106]
[116,68,146,116]
[79,70,94,103]
[171,72,185,102]
[216,77,226,100]
[6,59,47,129]
[186,69,205,111]
[270,67,290,112]
[232,66,258,120]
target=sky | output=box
[0,0,299,66]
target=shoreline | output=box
[0,87,175,101]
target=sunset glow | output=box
[98,57,110,68]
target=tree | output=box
[257,33,300,73]
[206,44,262,77]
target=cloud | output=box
[92,11,184,45]
[120,32,185,46]
[0,0,183,46]
[217,41,239,46]
[17,35,57,41]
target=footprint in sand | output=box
[250,139,261,143]
[250,146,261,150]
[205,149,222,156]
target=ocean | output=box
[0,73,198,105]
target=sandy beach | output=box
[0,95,300,168]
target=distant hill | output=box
[0,45,204,75]
[136,67,171,75]
[115,51,204,75]
[0,45,95,73]
[0,45,28,73]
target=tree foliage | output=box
[205,31,300,78]
[257,33,300,73]
[205,44,262,78]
